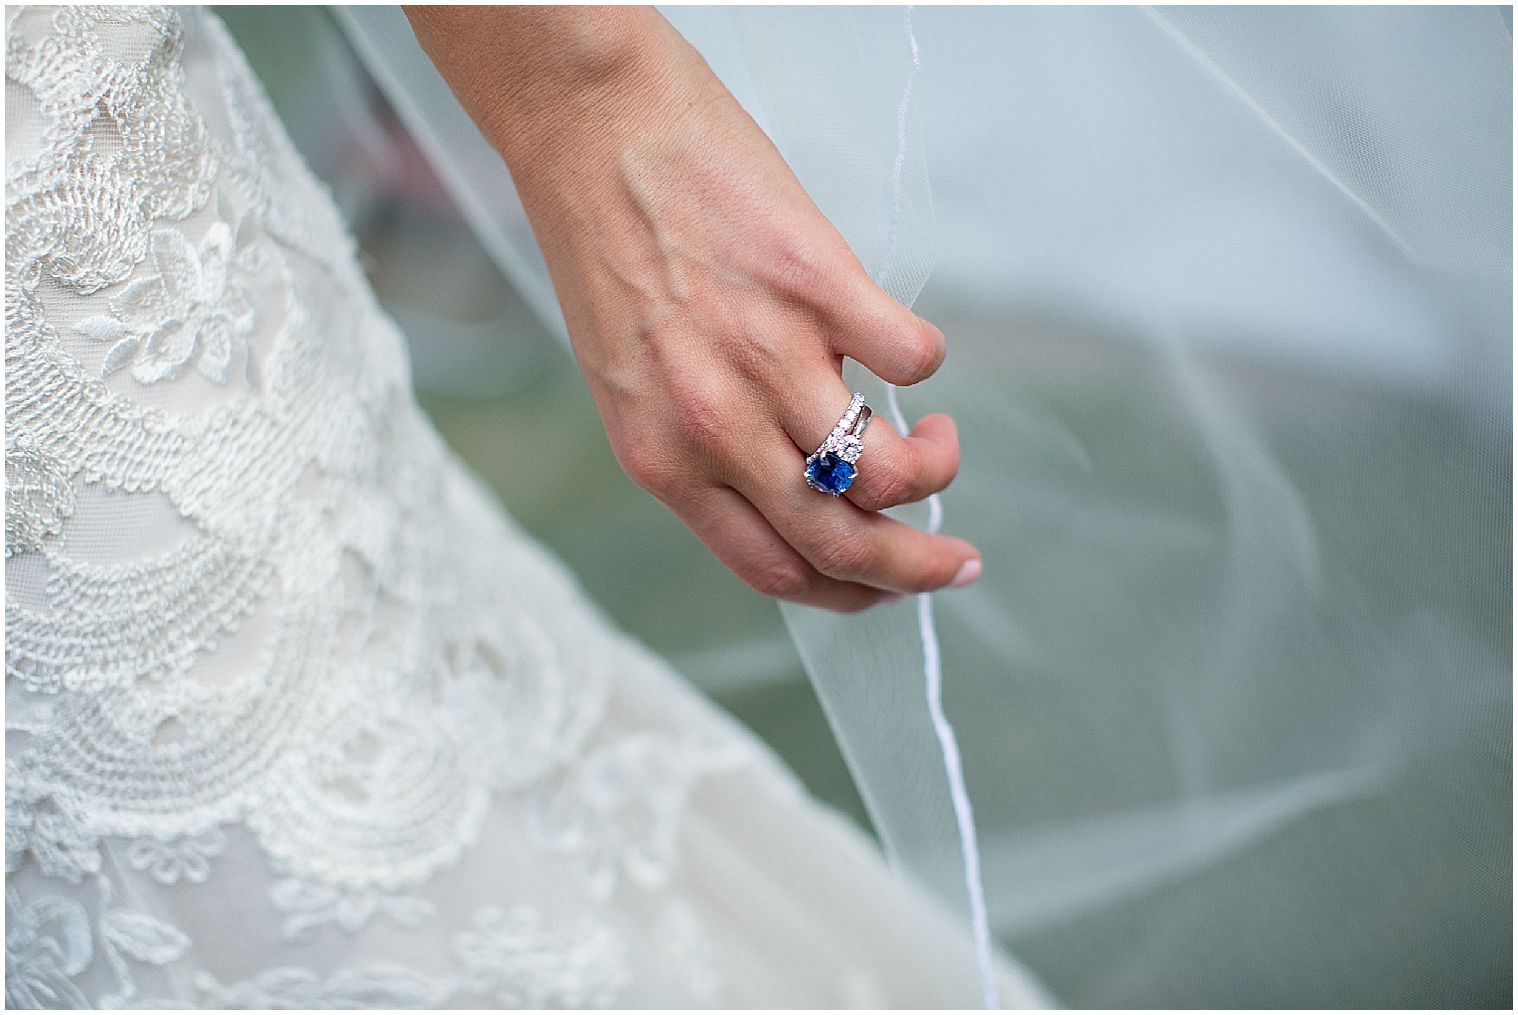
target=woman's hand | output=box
[407,6,981,612]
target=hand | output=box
[407,6,982,612]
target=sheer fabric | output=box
[3,7,1052,1007]
[341,5,1512,1006]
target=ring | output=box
[804,392,872,496]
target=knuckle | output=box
[613,440,675,495]
[767,235,828,300]
[745,558,813,601]
[849,291,945,383]
[671,385,728,449]
[896,322,945,381]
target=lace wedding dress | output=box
[4,7,1050,1008]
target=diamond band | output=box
[804,393,872,495]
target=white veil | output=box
[336,6,1511,1006]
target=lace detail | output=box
[534,729,749,901]
[5,879,191,1009]
[6,1,603,891]
[3,7,772,1006]
[270,878,434,943]
[75,201,262,385]
[4,7,1023,1009]
[189,903,628,1008]
[6,769,102,885]
[124,828,225,885]
[193,964,451,1009]
[454,905,629,1006]
[5,436,75,557]
[6,896,94,1009]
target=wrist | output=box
[406,7,699,184]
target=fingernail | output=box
[879,593,905,606]
[950,559,982,589]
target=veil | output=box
[334,6,1511,1006]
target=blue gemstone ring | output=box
[804,393,872,496]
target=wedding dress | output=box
[3,7,1052,1007]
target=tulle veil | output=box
[335,6,1511,1006]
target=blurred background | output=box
[220,7,1511,1007]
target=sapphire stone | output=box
[806,452,856,495]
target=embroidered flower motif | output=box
[194,964,448,1009]
[95,906,192,1007]
[76,200,260,385]
[534,731,747,900]
[270,878,434,943]
[453,905,628,1007]
[5,785,101,885]
[125,828,226,885]
[5,897,93,1009]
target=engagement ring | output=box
[804,393,872,496]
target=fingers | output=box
[822,274,947,387]
[728,437,981,595]
[860,411,961,513]
[669,485,888,612]
[606,257,971,606]
[783,371,961,514]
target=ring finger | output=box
[729,430,980,594]
[780,370,961,514]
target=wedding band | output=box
[804,393,872,496]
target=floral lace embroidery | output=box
[193,964,450,1010]
[76,198,263,385]
[3,6,806,1007]
[535,729,750,901]
[6,896,94,1009]
[124,828,225,885]
[5,878,191,1010]
[455,905,630,1006]
[6,766,102,886]
[186,905,630,1008]
[270,878,434,944]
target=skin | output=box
[405,5,982,612]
